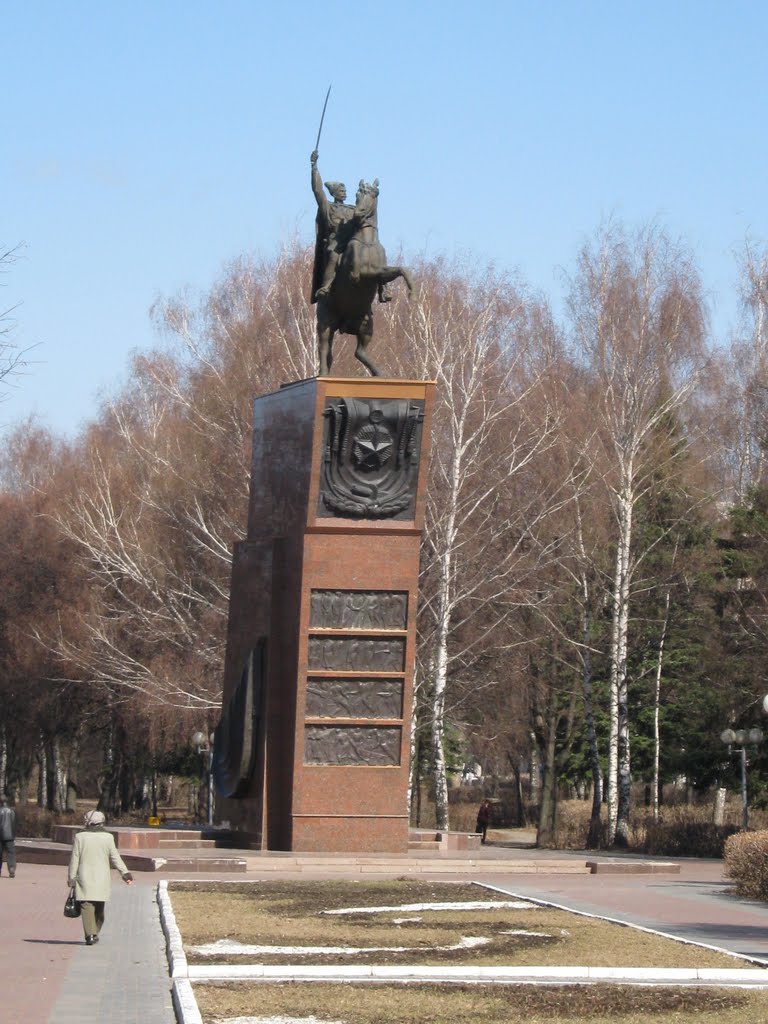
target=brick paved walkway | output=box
[47,875,175,1024]
[0,864,174,1024]
[5,853,768,1023]
[482,859,768,962]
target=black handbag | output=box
[64,887,81,918]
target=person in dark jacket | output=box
[0,796,16,877]
[475,799,492,844]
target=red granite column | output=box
[215,377,434,853]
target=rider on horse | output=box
[311,152,390,304]
[310,149,412,377]
[310,150,355,302]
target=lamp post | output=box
[192,730,215,826]
[720,727,763,831]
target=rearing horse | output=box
[316,180,412,376]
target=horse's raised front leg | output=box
[374,266,414,297]
[354,325,381,377]
[317,323,335,376]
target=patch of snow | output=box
[214,1018,344,1024]
[391,917,423,924]
[456,936,491,949]
[191,936,490,956]
[500,930,551,938]
[322,900,535,916]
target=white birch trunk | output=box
[713,787,727,826]
[67,733,81,814]
[0,724,7,797]
[529,732,541,805]
[37,736,47,807]
[406,669,421,817]
[606,524,624,840]
[430,445,462,831]
[431,621,451,830]
[652,589,671,821]
[614,488,634,845]
[579,568,603,843]
[51,735,66,813]
[608,482,633,844]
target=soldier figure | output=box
[311,152,390,304]
[311,150,355,302]
[308,101,412,376]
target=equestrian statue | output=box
[311,149,413,376]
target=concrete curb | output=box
[479,882,768,969]
[185,963,768,986]
[158,880,202,1024]
[171,978,203,1024]
[157,880,190,979]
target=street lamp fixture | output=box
[720,727,763,831]
[192,730,215,827]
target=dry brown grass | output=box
[193,980,768,1024]
[169,880,759,970]
[426,792,768,853]
[177,881,768,1023]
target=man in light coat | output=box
[0,796,16,877]
[67,810,133,945]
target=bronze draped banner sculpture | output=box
[311,149,413,377]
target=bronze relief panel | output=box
[318,397,424,519]
[310,589,407,630]
[304,725,402,766]
[306,677,403,719]
[308,635,405,673]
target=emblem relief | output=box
[319,397,424,519]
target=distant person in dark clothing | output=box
[0,796,16,877]
[475,799,492,844]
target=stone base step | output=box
[15,840,248,873]
[409,829,482,853]
[242,856,593,875]
[50,824,237,850]
[156,839,218,849]
[15,839,680,877]
[407,841,441,852]
[586,859,680,875]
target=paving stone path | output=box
[481,860,768,963]
[0,864,174,1024]
[6,853,768,1023]
[47,877,175,1024]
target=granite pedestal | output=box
[214,377,434,853]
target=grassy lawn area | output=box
[170,880,768,1023]
[169,879,760,969]
[192,981,768,1024]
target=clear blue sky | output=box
[3,1,765,438]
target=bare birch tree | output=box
[384,264,574,828]
[49,249,319,711]
[0,244,31,402]
[712,243,768,501]
[567,223,707,844]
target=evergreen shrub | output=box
[724,830,768,899]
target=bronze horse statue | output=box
[313,176,412,376]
